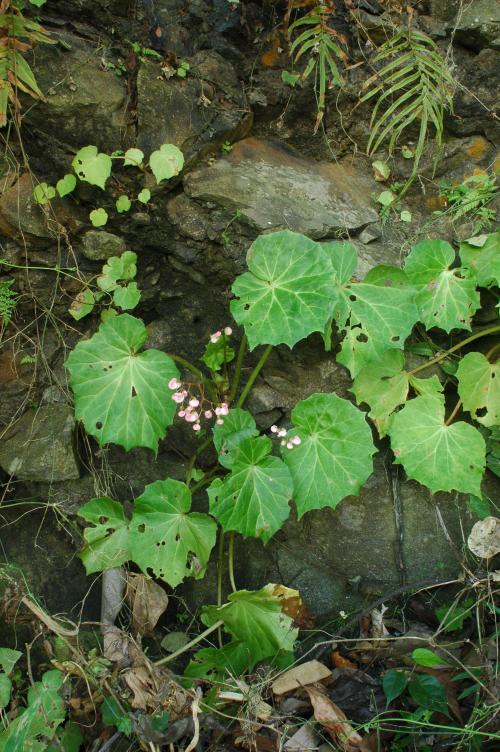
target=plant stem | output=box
[236,344,272,408]
[407,325,500,377]
[185,437,212,485]
[217,532,225,648]
[154,619,224,666]
[167,353,217,401]
[229,334,247,401]
[228,531,237,592]
[445,399,462,426]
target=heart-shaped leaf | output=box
[208,436,293,542]
[137,188,151,203]
[33,182,55,204]
[78,497,130,573]
[90,208,108,227]
[72,145,112,189]
[69,288,95,321]
[231,230,337,350]
[149,144,184,184]
[389,394,485,496]
[128,479,217,587]
[383,669,408,705]
[113,282,141,310]
[56,173,77,198]
[457,352,500,427]
[65,314,179,451]
[283,393,375,517]
[124,148,144,167]
[404,239,480,332]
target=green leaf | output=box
[408,674,449,716]
[435,598,474,633]
[404,240,480,332]
[459,232,500,288]
[184,642,253,681]
[0,648,22,675]
[48,722,84,752]
[389,395,485,496]
[101,697,132,736]
[208,436,293,543]
[282,70,300,87]
[69,288,95,321]
[212,408,259,469]
[337,281,419,377]
[202,585,298,669]
[65,314,180,451]
[201,335,235,372]
[409,374,444,397]
[137,188,151,203]
[0,674,12,709]
[468,494,491,519]
[363,265,412,290]
[116,195,132,213]
[56,174,77,198]
[124,148,144,167]
[283,393,375,517]
[457,352,500,427]
[33,182,56,204]
[412,648,450,668]
[377,190,396,207]
[78,497,130,574]
[113,281,141,310]
[97,251,137,292]
[129,479,217,587]
[372,160,390,181]
[230,230,337,350]
[351,350,408,433]
[90,208,108,227]
[72,145,112,189]
[400,210,412,223]
[383,669,408,704]
[149,144,184,184]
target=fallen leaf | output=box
[468,517,500,559]
[370,604,390,639]
[125,573,169,635]
[272,660,332,695]
[284,724,320,751]
[304,683,364,750]
[331,652,357,670]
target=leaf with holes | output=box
[212,408,259,469]
[78,497,130,574]
[457,352,500,427]
[128,479,217,587]
[113,282,141,311]
[208,436,293,542]
[149,144,184,184]
[336,278,419,377]
[202,585,298,668]
[389,395,485,496]
[231,231,336,350]
[351,350,409,435]
[72,145,112,189]
[322,240,357,329]
[65,314,179,451]
[404,239,480,332]
[459,232,500,288]
[283,393,375,517]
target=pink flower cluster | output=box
[168,377,229,432]
[210,326,232,343]
[270,425,302,450]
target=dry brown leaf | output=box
[370,604,390,640]
[331,651,357,670]
[284,724,320,751]
[468,517,500,559]
[123,664,159,709]
[272,660,332,695]
[103,627,132,666]
[304,683,364,751]
[125,573,169,635]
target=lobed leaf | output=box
[72,145,112,190]
[78,497,130,573]
[457,352,500,427]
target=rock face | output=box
[80,230,127,261]
[184,138,379,237]
[0,405,79,482]
[454,0,500,50]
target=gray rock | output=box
[167,194,209,241]
[429,0,460,22]
[81,230,127,261]
[454,0,500,50]
[0,405,79,482]
[137,52,252,163]
[184,138,379,238]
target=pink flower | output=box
[292,435,301,446]
[215,406,222,416]
[210,331,222,343]
[168,378,181,390]
[178,410,186,418]
[216,418,224,425]
[286,442,293,449]
[193,423,201,431]
[270,425,278,433]
[172,392,185,403]
[224,326,232,336]
[185,412,198,423]
[219,402,229,416]
[189,398,200,408]
[204,410,213,419]
[278,429,287,438]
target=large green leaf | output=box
[337,281,419,377]
[459,232,500,288]
[322,240,357,327]
[149,144,184,183]
[283,393,375,517]
[457,352,500,427]
[208,436,293,542]
[128,479,217,587]
[202,585,298,668]
[351,350,408,432]
[388,395,485,496]
[212,408,259,469]
[72,145,112,190]
[78,498,130,574]
[66,314,179,451]
[230,231,336,350]
[404,239,480,332]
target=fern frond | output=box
[361,28,455,194]
[0,278,17,325]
